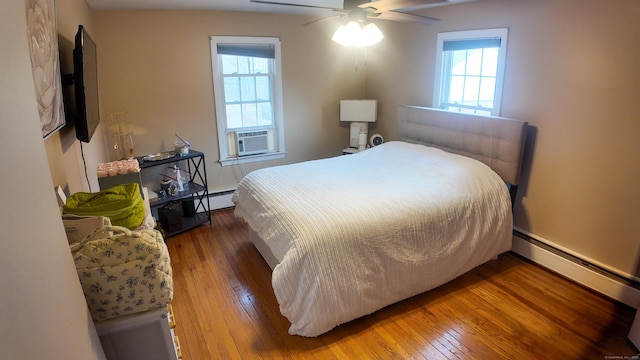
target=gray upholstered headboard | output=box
[397,105,527,186]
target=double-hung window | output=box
[210,36,285,165]
[433,28,508,116]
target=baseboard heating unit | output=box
[512,227,640,308]
[208,189,235,211]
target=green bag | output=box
[63,183,145,229]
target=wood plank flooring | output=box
[166,209,638,359]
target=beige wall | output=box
[0,0,104,358]
[366,0,640,277]
[92,9,367,191]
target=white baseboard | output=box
[208,190,235,211]
[512,233,640,308]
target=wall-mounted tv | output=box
[72,25,101,143]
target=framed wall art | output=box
[25,0,66,139]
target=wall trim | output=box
[512,229,640,308]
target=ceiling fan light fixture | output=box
[360,22,384,46]
[332,21,359,46]
[332,20,383,47]
[331,24,350,46]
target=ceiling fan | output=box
[250,0,466,46]
[250,0,466,25]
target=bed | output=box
[232,105,528,337]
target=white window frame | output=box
[433,28,508,116]
[210,36,286,166]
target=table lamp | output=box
[340,100,377,150]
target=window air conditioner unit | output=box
[236,130,269,156]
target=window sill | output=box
[219,151,286,166]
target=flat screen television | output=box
[73,25,101,143]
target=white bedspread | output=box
[232,141,512,337]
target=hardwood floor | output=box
[166,209,637,359]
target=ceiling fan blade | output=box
[393,0,476,12]
[358,0,446,13]
[250,0,343,10]
[302,13,346,26]
[373,11,440,24]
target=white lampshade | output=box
[360,23,384,47]
[332,21,384,47]
[332,22,357,46]
[340,100,377,122]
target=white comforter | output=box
[232,141,512,337]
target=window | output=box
[210,36,285,165]
[433,28,508,116]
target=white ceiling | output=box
[85,0,342,16]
